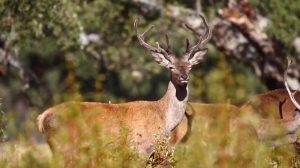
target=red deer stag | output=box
[37,14,212,161]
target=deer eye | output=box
[169,67,175,71]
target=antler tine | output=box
[134,19,157,51]
[198,13,212,43]
[184,14,212,56]
[186,39,190,53]
[165,34,173,54]
[134,19,172,61]
[184,23,202,37]
[284,59,300,110]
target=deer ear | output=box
[150,51,172,68]
[189,48,208,66]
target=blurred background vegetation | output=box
[0,0,299,143]
[0,0,300,167]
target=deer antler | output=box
[134,19,175,62]
[165,34,173,55]
[183,14,212,60]
[284,59,300,110]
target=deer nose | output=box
[181,73,188,80]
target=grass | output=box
[147,136,175,167]
[0,142,52,167]
[0,107,300,168]
[0,99,6,142]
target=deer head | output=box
[134,14,212,87]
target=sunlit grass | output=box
[0,107,300,168]
[173,115,299,168]
[0,142,52,168]
[147,136,175,167]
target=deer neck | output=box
[161,80,188,136]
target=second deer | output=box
[170,103,300,146]
[241,61,300,120]
[170,61,300,147]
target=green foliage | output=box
[250,0,300,45]
[0,0,297,167]
[0,0,82,49]
[147,136,175,167]
[173,113,298,168]
[0,0,267,112]
[189,49,267,104]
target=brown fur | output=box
[38,15,213,166]
[37,101,170,154]
[169,102,249,147]
[38,34,208,165]
[170,102,300,147]
[241,89,300,119]
[169,101,300,167]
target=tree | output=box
[0,0,298,135]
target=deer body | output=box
[255,109,300,146]
[170,102,300,147]
[169,102,300,167]
[38,81,187,155]
[37,14,212,160]
[241,89,300,119]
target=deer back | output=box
[241,89,300,119]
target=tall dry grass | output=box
[0,105,300,168]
